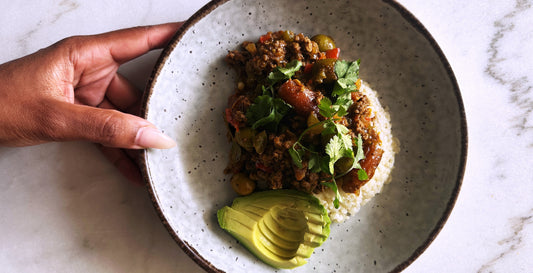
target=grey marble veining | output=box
[478,209,533,273]
[486,0,533,142]
[14,0,79,57]
[482,2,533,272]
[481,2,533,270]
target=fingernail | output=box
[136,127,176,149]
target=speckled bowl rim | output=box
[139,0,468,272]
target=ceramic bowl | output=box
[140,0,467,272]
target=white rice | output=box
[314,80,400,223]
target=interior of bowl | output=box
[140,0,466,272]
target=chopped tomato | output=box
[225,108,240,131]
[255,162,273,173]
[259,33,272,43]
[303,63,313,74]
[325,48,340,59]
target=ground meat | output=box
[292,33,322,61]
[349,91,374,141]
[248,39,288,74]
[224,30,382,195]
[227,31,324,90]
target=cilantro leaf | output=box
[262,85,274,97]
[334,93,353,118]
[334,60,349,78]
[322,178,343,209]
[322,121,337,136]
[288,145,304,169]
[307,153,322,173]
[334,123,350,135]
[318,97,336,118]
[246,95,291,132]
[325,134,353,175]
[267,60,302,85]
[277,60,303,76]
[340,133,354,154]
[332,59,360,97]
[319,88,354,119]
[335,59,360,81]
[351,133,365,170]
[345,59,360,81]
[247,60,303,132]
[357,169,369,180]
[332,78,356,97]
[325,135,343,174]
[307,148,330,174]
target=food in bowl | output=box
[218,30,397,268]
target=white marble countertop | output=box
[1,0,531,272]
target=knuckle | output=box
[98,112,124,146]
[51,36,86,64]
[96,110,139,147]
[55,35,83,48]
[129,25,156,50]
[50,36,81,54]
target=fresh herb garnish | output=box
[268,60,302,85]
[325,133,354,175]
[333,59,360,96]
[245,60,302,131]
[322,179,342,209]
[245,58,366,208]
[246,95,291,132]
[288,59,366,208]
[262,60,302,97]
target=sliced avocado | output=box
[217,189,331,269]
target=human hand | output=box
[0,23,182,185]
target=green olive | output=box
[229,140,242,163]
[311,34,336,52]
[311,58,338,84]
[235,127,255,151]
[282,30,295,43]
[231,173,256,195]
[253,130,268,154]
[306,112,323,135]
[334,157,355,175]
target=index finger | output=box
[100,22,183,63]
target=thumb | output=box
[49,101,175,149]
